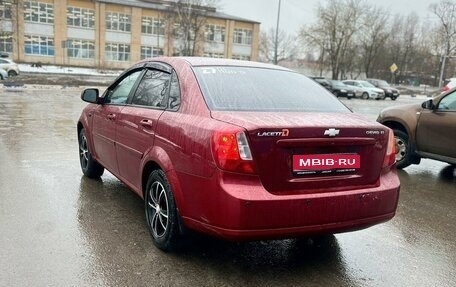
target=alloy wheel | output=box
[147,181,169,238]
[395,136,407,162]
[79,134,89,170]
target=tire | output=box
[78,129,104,178]
[391,96,397,100]
[145,170,180,252]
[362,92,369,99]
[393,129,412,169]
[7,70,17,77]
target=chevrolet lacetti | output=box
[77,57,400,251]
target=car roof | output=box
[140,57,291,71]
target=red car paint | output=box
[78,57,400,241]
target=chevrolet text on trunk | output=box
[78,57,400,251]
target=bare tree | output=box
[400,13,420,77]
[430,0,456,87]
[166,0,219,56]
[358,6,389,78]
[300,0,367,79]
[259,28,298,64]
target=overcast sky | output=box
[219,0,437,33]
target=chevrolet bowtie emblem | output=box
[324,128,340,137]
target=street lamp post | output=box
[439,48,447,89]
[273,0,281,65]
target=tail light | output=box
[443,85,450,92]
[382,129,396,168]
[212,129,256,174]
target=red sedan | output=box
[77,57,400,251]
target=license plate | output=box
[293,154,360,175]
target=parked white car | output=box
[0,68,8,80]
[342,80,385,100]
[0,58,20,77]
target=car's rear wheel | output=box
[78,129,104,178]
[362,92,369,99]
[7,70,17,77]
[145,170,180,252]
[394,129,412,169]
[391,96,397,100]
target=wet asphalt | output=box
[0,88,455,287]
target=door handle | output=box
[140,119,153,129]
[107,114,116,120]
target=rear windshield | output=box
[193,66,349,112]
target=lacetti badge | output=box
[257,129,289,137]
[324,128,340,137]
[293,154,360,172]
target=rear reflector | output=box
[383,129,396,168]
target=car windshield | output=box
[360,81,376,88]
[193,66,349,112]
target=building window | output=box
[232,54,251,61]
[141,17,165,35]
[141,46,163,59]
[67,39,94,59]
[0,0,13,19]
[233,28,252,45]
[105,43,130,61]
[24,35,54,56]
[67,7,95,28]
[0,34,13,53]
[203,52,224,58]
[206,25,225,43]
[106,12,131,32]
[24,1,54,24]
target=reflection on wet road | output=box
[0,90,455,286]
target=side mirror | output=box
[81,88,101,104]
[421,99,434,110]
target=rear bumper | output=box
[180,169,400,241]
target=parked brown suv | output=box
[377,90,456,168]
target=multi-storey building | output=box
[0,0,260,69]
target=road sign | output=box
[390,63,398,73]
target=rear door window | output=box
[167,72,181,111]
[131,69,171,108]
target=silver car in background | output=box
[0,58,20,77]
[0,68,8,80]
[343,80,385,100]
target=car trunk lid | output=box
[211,111,390,194]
